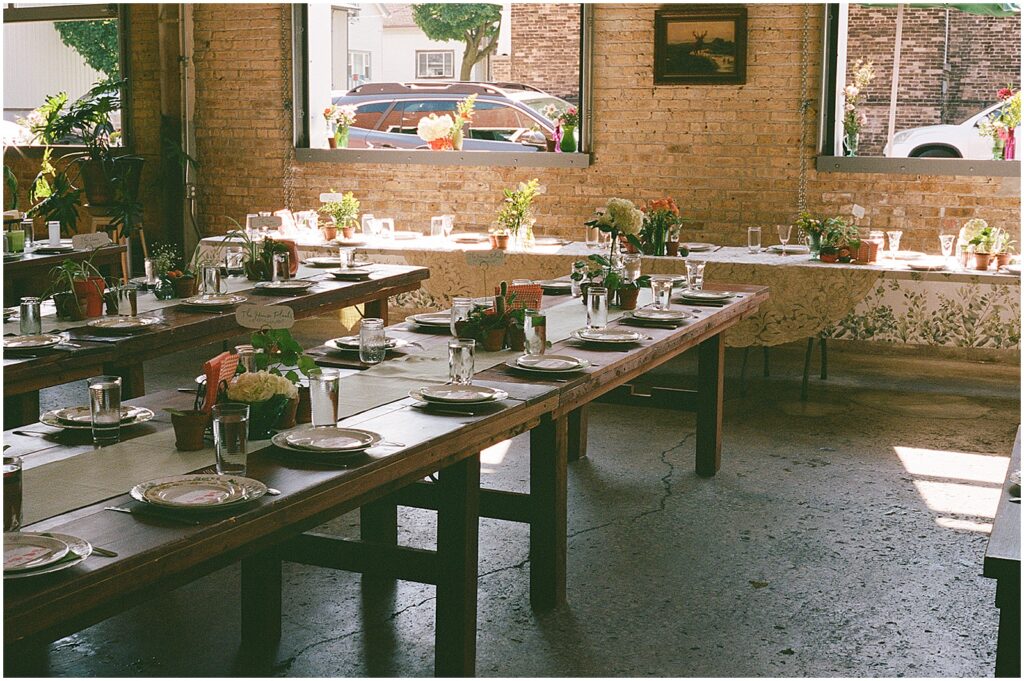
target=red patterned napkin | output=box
[494,283,543,311]
[202,351,240,412]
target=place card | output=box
[236,304,295,329]
[852,204,865,219]
[71,232,112,250]
[466,250,505,267]
[319,192,345,202]
[247,215,282,231]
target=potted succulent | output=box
[496,179,541,249]
[165,407,210,451]
[45,256,105,319]
[318,191,360,240]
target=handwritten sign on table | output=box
[465,250,505,267]
[236,304,295,330]
[71,232,112,250]
[319,192,344,202]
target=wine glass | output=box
[939,233,956,264]
[887,230,903,259]
[776,224,792,255]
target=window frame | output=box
[2,2,132,155]
[415,50,455,79]
[291,2,592,169]
[816,3,1019,178]
[348,49,371,87]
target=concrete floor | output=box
[14,325,1021,677]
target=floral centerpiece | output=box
[150,242,198,299]
[978,86,1020,160]
[318,190,360,239]
[495,178,541,249]
[575,198,646,307]
[226,370,299,439]
[639,197,683,256]
[451,94,477,151]
[557,105,580,153]
[417,113,456,150]
[842,59,875,157]
[324,104,357,149]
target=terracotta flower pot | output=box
[507,323,526,351]
[341,226,355,239]
[171,410,210,451]
[972,252,993,270]
[296,386,312,424]
[616,287,640,310]
[481,327,506,352]
[493,234,510,250]
[666,242,679,257]
[275,397,299,430]
[327,137,337,149]
[321,225,337,241]
[172,276,198,298]
[72,276,106,318]
[820,251,839,264]
[994,253,1011,268]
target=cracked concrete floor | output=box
[13,331,1021,678]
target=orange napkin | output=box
[495,283,543,312]
[202,351,240,412]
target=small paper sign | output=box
[851,204,866,219]
[71,232,112,250]
[236,304,295,330]
[465,250,505,267]
[248,215,282,230]
[319,192,344,202]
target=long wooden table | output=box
[2,264,428,428]
[984,426,1020,678]
[3,244,127,306]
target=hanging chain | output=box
[282,3,297,210]
[797,3,810,214]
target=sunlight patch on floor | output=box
[481,439,513,473]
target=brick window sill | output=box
[295,148,591,169]
[816,155,1020,177]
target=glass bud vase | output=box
[560,125,577,153]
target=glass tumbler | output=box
[450,296,474,336]
[747,226,762,253]
[448,338,475,385]
[686,259,706,291]
[586,286,608,330]
[622,254,642,282]
[359,318,386,365]
[21,218,34,248]
[89,375,122,446]
[19,297,42,335]
[378,218,395,240]
[361,213,376,235]
[887,230,903,258]
[202,265,222,296]
[272,253,290,281]
[309,368,341,428]
[225,246,244,274]
[235,344,256,373]
[524,312,547,355]
[431,216,446,238]
[212,403,249,475]
[144,257,157,286]
[339,247,355,269]
[4,455,23,532]
[650,276,674,311]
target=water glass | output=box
[586,286,608,330]
[441,215,455,238]
[202,265,222,296]
[47,221,61,247]
[450,296,474,336]
[272,253,290,281]
[448,338,475,385]
[309,368,340,427]
[887,230,903,257]
[4,455,23,532]
[776,224,792,254]
[524,312,546,354]
[361,213,375,235]
[571,262,587,297]
[21,218,34,248]
[378,218,395,240]
[235,344,256,373]
[224,246,244,273]
[622,254,642,282]
[7,226,24,253]
[212,403,249,475]
[585,225,600,249]
[144,257,157,285]
[686,259,706,291]
[650,276,674,311]
[431,216,446,238]
[19,297,41,335]
[939,233,956,261]
[747,226,762,253]
[359,317,386,365]
[339,247,355,269]
[89,375,122,446]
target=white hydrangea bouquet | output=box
[226,370,300,440]
[417,113,455,150]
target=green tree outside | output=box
[54,19,120,79]
[411,3,501,81]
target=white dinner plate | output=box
[449,233,490,244]
[681,242,715,252]
[513,354,589,373]
[766,244,810,254]
[3,533,92,580]
[283,427,382,452]
[32,245,75,254]
[180,294,247,307]
[676,289,733,301]
[891,250,926,260]
[131,474,266,511]
[1001,264,1022,275]
[906,260,948,272]
[570,328,643,344]
[630,308,692,321]
[410,385,508,404]
[253,280,314,294]
[87,316,161,333]
[408,312,452,328]
[3,334,63,350]
[303,256,341,267]
[335,237,367,247]
[325,336,399,352]
[43,405,154,429]
[536,279,573,291]
[4,533,70,572]
[392,231,421,240]
[329,268,372,280]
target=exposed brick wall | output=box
[502,3,581,102]
[846,6,1021,156]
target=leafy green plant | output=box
[318,191,360,228]
[3,165,17,210]
[44,254,103,298]
[26,151,82,235]
[496,178,540,238]
[250,328,318,384]
[411,3,501,80]
[571,254,650,293]
[223,219,289,281]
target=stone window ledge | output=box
[817,156,1020,177]
[295,148,591,169]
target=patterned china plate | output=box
[570,328,643,344]
[676,289,733,301]
[3,334,64,350]
[408,312,452,328]
[87,316,161,332]
[181,294,247,307]
[513,354,589,373]
[630,308,692,321]
[410,385,508,404]
[681,242,715,252]
[325,336,400,351]
[282,427,382,452]
[3,533,92,580]
[131,474,267,511]
[44,405,154,429]
[253,280,315,294]
[329,268,372,280]
[4,533,70,572]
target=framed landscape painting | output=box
[654,5,747,85]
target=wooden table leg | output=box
[995,578,1021,677]
[4,391,40,429]
[105,362,145,399]
[566,405,589,462]
[434,453,480,678]
[696,334,724,477]
[240,550,282,652]
[529,413,568,611]
[364,297,389,326]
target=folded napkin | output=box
[202,351,239,412]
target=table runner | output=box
[21,290,646,525]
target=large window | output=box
[819,3,1020,175]
[295,2,590,167]
[2,3,126,147]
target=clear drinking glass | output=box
[19,297,41,335]
[431,216,446,238]
[359,318,386,364]
[450,297,474,336]
[4,455,23,532]
[339,247,354,269]
[585,225,600,249]
[776,224,793,254]
[524,312,547,354]
[622,254,642,282]
[89,375,122,446]
[47,221,61,247]
[202,265,222,296]
[650,276,674,311]
[235,344,256,373]
[272,253,290,281]
[225,246,244,274]
[448,338,475,385]
[309,368,340,428]
[586,286,608,330]
[21,219,34,248]
[887,230,903,258]
[442,215,455,239]
[747,226,762,253]
[212,403,249,475]
[571,262,586,297]
[939,233,956,263]
[361,213,376,235]
[379,218,395,240]
[144,258,156,286]
[686,259,706,291]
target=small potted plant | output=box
[992,228,1015,268]
[165,407,210,451]
[222,224,291,282]
[46,256,105,319]
[318,191,360,240]
[640,198,684,256]
[489,227,511,250]
[458,282,516,351]
[818,217,860,264]
[248,326,319,430]
[968,227,998,270]
[496,179,541,249]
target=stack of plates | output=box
[329,268,372,281]
[505,353,589,374]
[535,279,573,294]
[766,244,810,255]
[130,474,267,514]
[325,335,400,352]
[41,405,155,430]
[675,289,733,304]
[407,312,451,330]
[627,308,691,325]
[3,307,17,322]
[450,233,490,244]
[253,280,315,294]
[87,316,161,333]
[3,334,63,351]
[681,242,715,252]
[409,384,508,406]
[272,426,382,459]
[569,328,643,345]
[180,294,247,308]
[4,532,93,580]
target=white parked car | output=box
[884,102,1019,159]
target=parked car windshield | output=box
[519,96,571,122]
